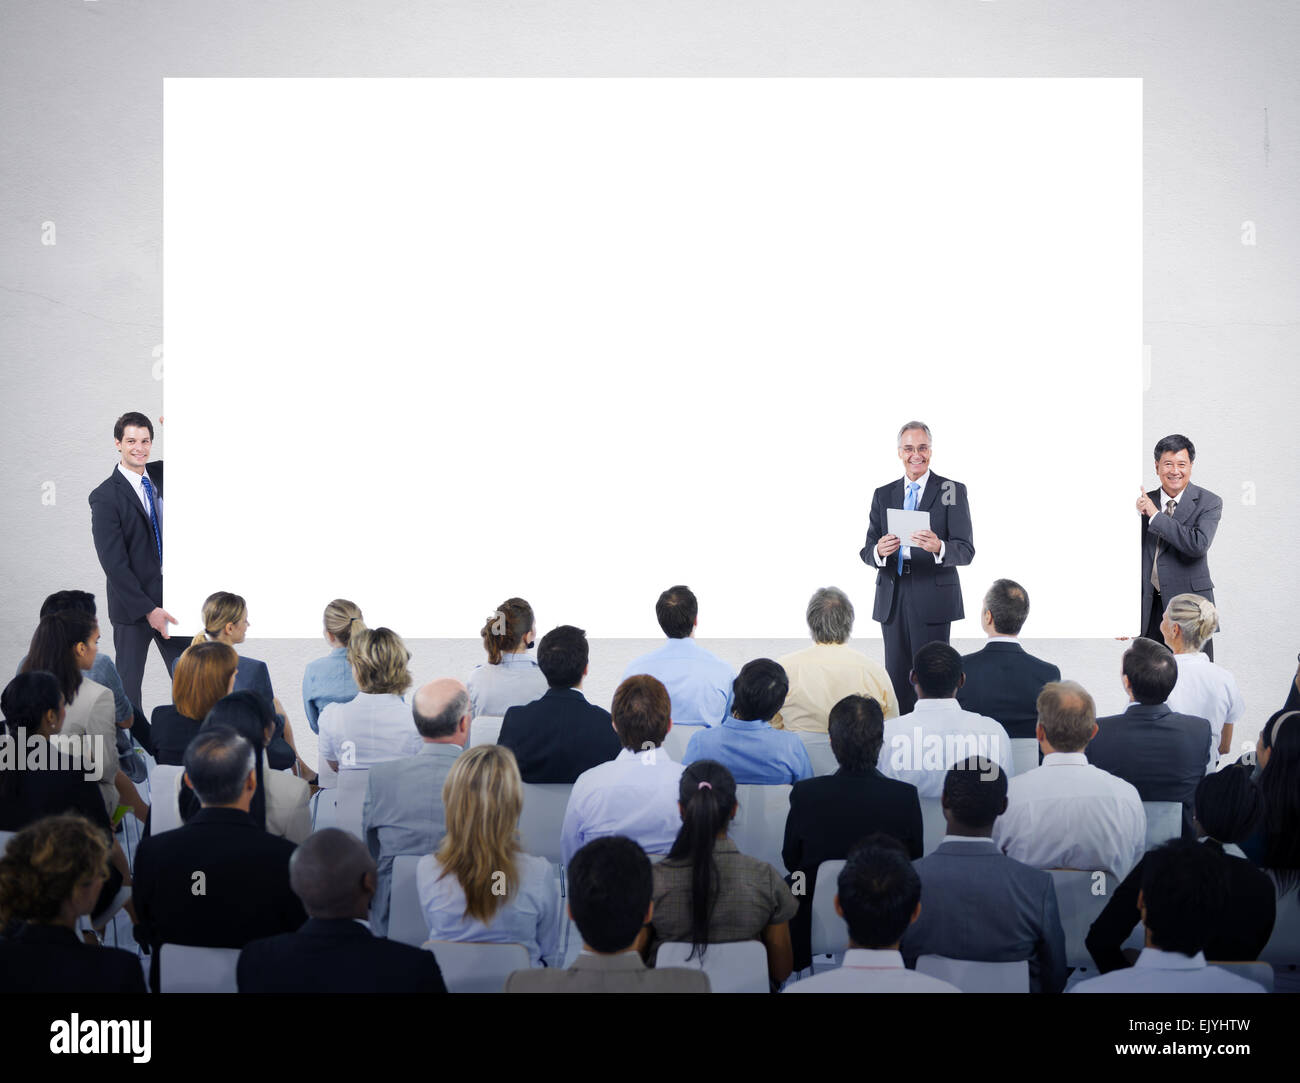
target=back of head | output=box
[480,598,534,665]
[806,587,854,645]
[1036,680,1097,753]
[1140,839,1228,956]
[39,590,96,620]
[537,624,587,688]
[1,672,62,738]
[1193,765,1263,844]
[828,694,884,771]
[911,642,962,699]
[192,590,247,647]
[1259,709,1300,867]
[942,758,1007,832]
[1122,638,1178,704]
[348,626,412,696]
[982,579,1029,636]
[172,641,239,720]
[667,760,738,958]
[611,674,671,751]
[201,692,270,827]
[837,835,920,949]
[656,586,698,640]
[1164,593,1217,652]
[0,814,110,925]
[437,745,522,923]
[183,726,254,807]
[23,611,96,702]
[289,828,376,919]
[323,598,364,649]
[568,836,652,953]
[412,680,469,739]
[731,658,788,722]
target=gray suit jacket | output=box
[1140,482,1221,623]
[504,950,711,994]
[362,742,463,936]
[900,839,1068,994]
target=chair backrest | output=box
[1010,738,1039,777]
[387,854,428,947]
[661,724,699,763]
[1260,875,1300,966]
[159,944,241,993]
[332,768,370,838]
[731,784,792,876]
[148,765,185,835]
[810,859,849,958]
[518,783,573,866]
[1207,961,1273,992]
[796,732,838,777]
[469,716,504,748]
[919,798,946,855]
[655,940,769,993]
[915,954,1029,993]
[1049,868,1115,970]
[1141,801,1181,850]
[425,940,530,993]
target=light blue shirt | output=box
[467,654,549,719]
[302,646,359,734]
[622,638,735,727]
[683,718,814,785]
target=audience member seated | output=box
[1240,707,1300,869]
[1087,638,1211,838]
[418,745,560,966]
[1087,766,1276,972]
[1071,840,1266,993]
[498,624,621,783]
[0,814,145,993]
[1161,594,1242,769]
[562,675,685,863]
[238,828,446,994]
[955,579,1060,740]
[783,694,922,970]
[783,837,960,993]
[317,625,423,783]
[649,760,798,986]
[506,836,711,993]
[900,759,1067,993]
[878,643,1014,797]
[151,641,238,767]
[623,585,735,728]
[467,597,547,718]
[363,678,467,935]
[775,586,897,732]
[993,681,1146,881]
[301,598,363,734]
[683,659,813,784]
[132,727,307,989]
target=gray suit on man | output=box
[504,950,711,993]
[362,743,462,936]
[1140,481,1221,640]
[900,838,1068,993]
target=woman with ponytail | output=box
[301,599,364,733]
[467,597,546,718]
[1241,708,1300,871]
[1161,593,1243,768]
[649,759,797,985]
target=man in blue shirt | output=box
[684,659,813,784]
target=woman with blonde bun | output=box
[1161,593,1243,769]
[301,599,364,733]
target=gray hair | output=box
[897,421,933,446]
[182,727,255,806]
[807,587,855,644]
[1165,593,1217,651]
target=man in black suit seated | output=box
[1087,639,1212,840]
[132,727,306,990]
[956,579,1061,740]
[238,828,446,994]
[782,694,923,971]
[498,624,621,783]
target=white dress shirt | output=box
[878,699,1014,797]
[117,462,160,522]
[872,470,946,565]
[317,691,424,783]
[561,746,684,864]
[992,752,1146,880]
[1069,948,1265,993]
[783,949,961,993]
[1166,652,1244,770]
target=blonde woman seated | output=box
[301,599,364,734]
[1162,594,1243,769]
[467,597,547,718]
[416,745,561,967]
[317,626,423,786]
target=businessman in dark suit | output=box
[498,624,621,783]
[1087,639,1213,840]
[1139,434,1221,660]
[900,759,1067,993]
[861,422,975,714]
[782,694,923,970]
[239,829,446,994]
[88,412,186,711]
[957,579,1061,739]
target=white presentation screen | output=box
[164,77,1141,639]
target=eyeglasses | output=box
[900,445,931,454]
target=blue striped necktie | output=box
[141,474,162,560]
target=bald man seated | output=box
[237,828,447,994]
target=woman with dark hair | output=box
[467,597,546,718]
[1241,708,1300,870]
[1085,764,1276,972]
[649,759,797,986]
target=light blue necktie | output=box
[899,481,919,574]
[141,474,162,560]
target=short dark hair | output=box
[567,836,653,953]
[942,758,1007,831]
[911,642,963,698]
[1140,839,1229,956]
[113,411,154,442]
[982,579,1029,636]
[413,688,469,739]
[611,675,672,751]
[537,625,588,688]
[828,695,884,771]
[837,835,921,949]
[731,659,788,722]
[183,726,254,806]
[39,591,96,620]
[1193,765,1263,844]
[1122,639,1178,704]
[655,586,698,640]
[1153,434,1195,462]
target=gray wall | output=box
[3,1,1297,770]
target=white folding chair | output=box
[91,885,132,933]
[425,940,530,993]
[730,784,792,876]
[332,768,370,839]
[468,716,504,748]
[518,783,573,867]
[1207,961,1273,992]
[158,944,241,993]
[1141,801,1181,850]
[1261,876,1300,972]
[656,940,768,993]
[916,954,1029,993]
[1049,868,1115,970]
[147,764,185,835]
[661,724,701,763]
[796,732,838,777]
[1010,738,1040,777]
[387,854,428,947]
[809,859,849,960]
[919,798,946,855]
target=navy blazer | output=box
[956,640,1061,740]
[498,687,621,784]
[1140,482,1221,623]
[0,923,146,993]
[88,461,165,627]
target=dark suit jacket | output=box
[1087,702,1213,839]
[88,461,165,627]
[1140,482,1221,625]
[860,472,974,624]
[956,640,1061,739]
[150,704,203,766]
[782,767,923,969]
[498,687,621,784]
[238,917,447,993]
[0,923,146,993]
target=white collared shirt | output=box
[317,691,424,781]
[992,752,1146,881]
[1070,948,1265,993]
[1166,652,1244,771]
[939,834,998,846]
[878,699,1015,798]
[783,949,961,993]
[117,461,159,520]
[561,746,684,864]
[874,470,947,565]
